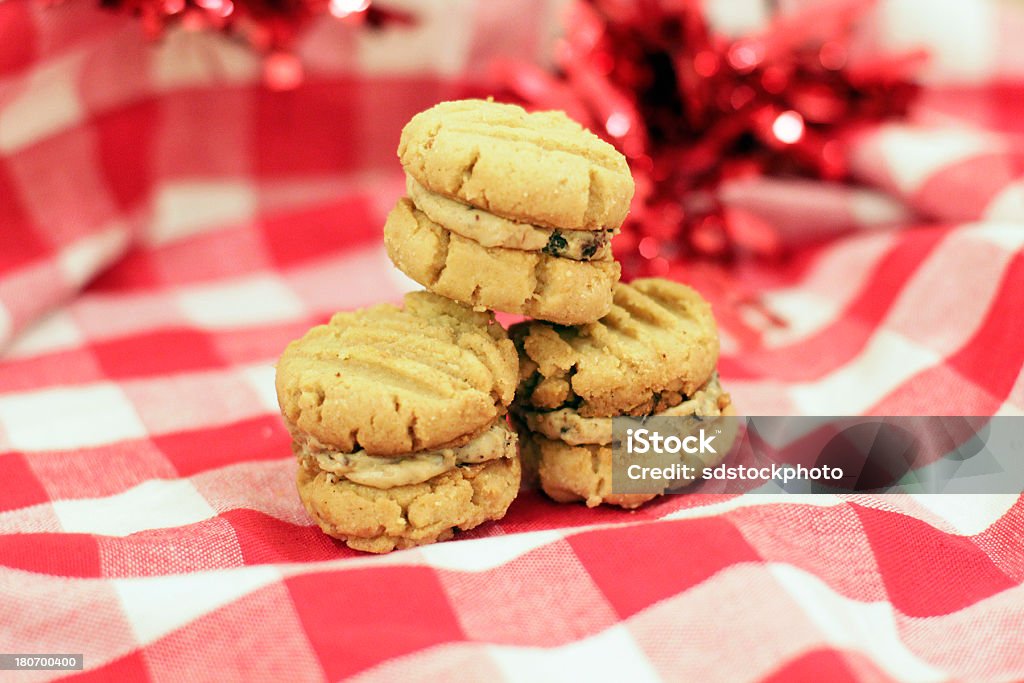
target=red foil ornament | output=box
[95,0,414,82]
[499,0,922,278]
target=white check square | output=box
[53,479,216,537]
[175,274,305,329]
[0,382,147,451]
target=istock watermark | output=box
[625,427,719,455]
[611,416,1024,496]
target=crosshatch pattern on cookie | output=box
[513,279,721,417]
[276,291,518,456]
[398,99,634,231]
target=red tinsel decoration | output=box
[499,0,922,277]
[95,0,413,87]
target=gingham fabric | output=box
[1,1,1023,681]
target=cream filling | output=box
[407,176,614,261]
[521,376,728,446]
[298,422,516,489]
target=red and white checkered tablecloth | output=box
[1,0,1023,681]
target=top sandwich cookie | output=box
[386,99,634,325]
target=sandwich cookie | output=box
[511,278,734,509]
[385,99,634,325]
[276,291,521,553]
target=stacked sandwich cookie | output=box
[275,292,520,553]
[384,99,633,325]
[511,279,734,509]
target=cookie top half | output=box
[398,99,634,231]
[276,292,518,456]
[511,278,719,417]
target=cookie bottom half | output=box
[384,198,619,325]
[517,390,735,510]
[297,454,521,553]
[519,432,657,510]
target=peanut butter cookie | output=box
[276,291,522,552]
[510,278,733,508]
[388,99,634,324]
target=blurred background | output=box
[1,0,1022,405]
